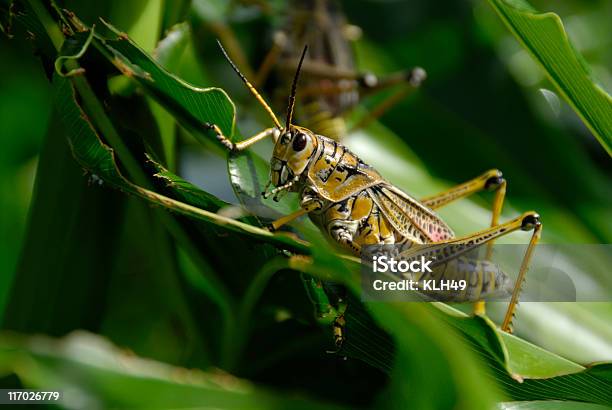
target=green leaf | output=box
[497,362,612,404]
[339,297,612,405]
[99,197,212,367]
[147,153,228,211]
[99,19,235,138]
[148,22,192,170]
[153,21,190,72]
[228,150,308,226]
[289,253,503,410]
[0,331,347,410]
[1,109,123,334]
[486,0,612,154]
[54,74,305,253]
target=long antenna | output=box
[286,45,308,130]
[216,40,282,129]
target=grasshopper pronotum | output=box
[207,41,542,344]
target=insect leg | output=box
[420,169,505,210]
[204,124,279,152]
[419,169,507,314]
[348,68,427,132]
[332,306,347,351]
[359,68,427,95]
[403,212,539,265]
[501,221,542,333]
[295,67,426,99]
[486,177,507,259]
[268,209,308,231]
[301,273,339,325]
[268,199,322,231]
[298,81,360,98]
[402,212,542,332]
[478,176,508,311]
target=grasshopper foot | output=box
[204,122,236,151]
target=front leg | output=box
[204,123,279,152]
[268,196,323,231]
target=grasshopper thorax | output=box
[271,125,318,186]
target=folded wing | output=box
[369,183,454,243]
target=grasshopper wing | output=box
[369,183,454,243]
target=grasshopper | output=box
[209,0,425,140]
[206,41,542,346]
[257,0,427,140]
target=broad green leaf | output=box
[109,0,162,53]
[0,331,347,410]
[153,21,190,71]
[97,19,235,138]
[149,21,191,170]
[54,73,305,252]
[496,363,612,404]
[374,303,503,410]
[1,111,123,334]
[499,332,583,379]
[486,0,612,154]
[339,296,612,405]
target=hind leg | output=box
[420,170,507,315]
[401,212,542,333]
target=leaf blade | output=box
[487,0,612,154]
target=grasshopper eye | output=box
[292,133,307,151]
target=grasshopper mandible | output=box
[206,41,542,339]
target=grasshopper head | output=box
[270,125,317,186]
[270,44,315,188]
